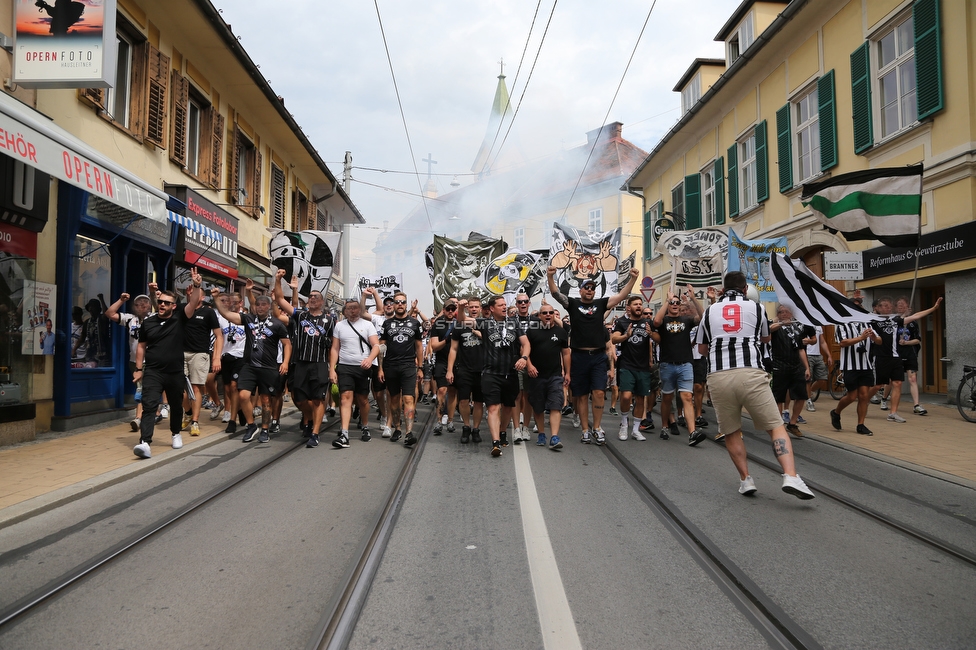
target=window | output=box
[106,33,133,127]
[727,12,754,65]
[231,127,262,217]
[681,75,701,115]
[514,227,524,249]
[235,134,253,205]
[671,183,684,226]
[186,99,203,177]
[702,167,716,227]
[588,208,602,232]
[794,87,821,183]
[271,165,286,229]
[72,236,113,368]
[643,200,662,260]
[877,14,917,138]
[739,134,757,212]
[293,190,308,232]
[315,206,326,231]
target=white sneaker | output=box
[739,476,757,495]
[210,403,223,420]
[221,410,231,423]
[593,428,606,445]
[531,422,538,433]
[879,399,889,411]
[805,399,815,412]
[631,429,647,441]
[522,426,531,441]
[160,404,170,419]
[441,414,449,426]
[172,433,184,449]
[253,405,262,417]
[382,425,392,438]
[618,422,629,441]
[572,413,581,429]
[322,413,329,424]
[133,441,151,459]
[781,474,815,499]
[887,413,907,423]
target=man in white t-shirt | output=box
[105,292,153,432]
[216,292,247,433]
[329,299,380,448]
[363,287,393,437]
[803,325,832,412]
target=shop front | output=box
[165,186,239,295]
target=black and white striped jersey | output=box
[835,321,875,371]
[695,295,768,373]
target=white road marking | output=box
[512,443,583,650]
[466,545,477,550]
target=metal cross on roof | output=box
[422,153,437,179]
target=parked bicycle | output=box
[827,360,847,400]
[957,364,976,423]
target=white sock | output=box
[633,420,641,433]
[621,414,629,429]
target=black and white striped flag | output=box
[770,253,883,327]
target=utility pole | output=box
[343,151,353,194]
[342,150,353,296]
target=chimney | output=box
[586,122,623,145]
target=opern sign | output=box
[13,0,118,88]
[824,252,863,280]
[861,220,976,280]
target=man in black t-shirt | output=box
[379,292,423,443]
[214,290,291,444]
[652,284,704,445]
[610,296,653,442]
[272,271,334,448]
[429,300,460,435]
[548,264,638,446]
[181,295,222,438]
[132,270,205,459]
[447,295,485,443]
[512,291,535,442]
[525,306,570,450]
[769,305,813,437]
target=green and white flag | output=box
[801,165,922,248]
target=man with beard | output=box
[429,298,460,435]
[363,287,394,437]
[272,270,334,448]
[106,292,153,432]
[329,300,381,448]
[447,296,486,444]
[512,291,534,442]
[379,292,424,447]
[652,284,705,446]
[525,304,570,450]
[610,296,653,441]
[769,304,814,437]
[215,292,246,433]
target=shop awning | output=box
[167,210,223,242]
[0,91,168,223]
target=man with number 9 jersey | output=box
[696,271,815,500]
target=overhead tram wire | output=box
[560,0,659,219]
[477,0,546,177]
[484,0,559,175]
[372,0,433,231]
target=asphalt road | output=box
[1,403,974,649]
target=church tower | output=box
[470,61,512,179]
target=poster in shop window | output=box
[22,280,56,355]
[13,0,118,88]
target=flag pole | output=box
[908,238,922,308]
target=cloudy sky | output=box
[213,0,739,274]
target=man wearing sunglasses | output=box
[524,305,569,449]
[378,292,424,446]
[429,299,460,435]
[611,296,653,441]
[131,268,205,459]
[652,285,705,445]
[447,296,485,444]
[512,292,534,443]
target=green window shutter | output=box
[850,42,874,154]
[914,0,944,120]
[818,70,839,170]
[714,157,725,224]
[776,104,793,193]
[755,120,769,203]
[727,144,739,219]
[684,174,701,229]
[643,207,652,259]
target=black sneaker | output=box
[491,441,502,457]
[830,409,842,430]
[361,428,371,442]
[433,423,443,436]
[660,429,670,441]
[238,411,247,426]
[460,425,471,444]
[856,424,873,436]
[301,422,312,438]
[242,424,258,443]
[225,420,237,434]
[561,405,573,416]
[500,431,509,447]
[404,432,418,447]
[471,428,482,443]
[306,433,319,448]
[352,405,360,420]
[695,416,708,428]
[154,412,164,424]
[333,431,350,448]
[390,428,402,442]
[688,430,706,447]
[258,428,270,443]
[669,422,679,438]
[677,415,686,428]
[639,418,655,431]
[327,407,336,418]
[270,420,280,435]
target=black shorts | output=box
[874,356,905,384]
[901,352,918,373]
[434,364,450,389]
[454,369,483,402]
[843,369,876,390]
[371,364,386,391]
[482,372,519,407]
[384,364,418,397]
[220,355,245,386]
[237,365,284,396]
[771,367,808,402]
[527,374,564,413]
[337,364,371,395]
[291,361,331,402]
[692,358,708,385]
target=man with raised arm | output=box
[131,268,205,459]
[610,295,653,442]
[652,284,705,446]
[447,295,486,444]
[378,291,424,446]
[547,264,638,446]
[328,299,381,449]
[105,291,153,432]
[273,269,334,448]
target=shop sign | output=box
[168,187,239,279]
[22,280,56,355]
[12,0,118,89]
[861,220,976,280]
[0,222,38,258]
[824,252,863,281]
[653,218,676,242]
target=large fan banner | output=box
[548,222,623,299]
[268,229,342,299]
[478,248,542,300]
[726,230,788,301]
[655,227,728,295]
[430,234,506,311]
[357,273,403,308]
